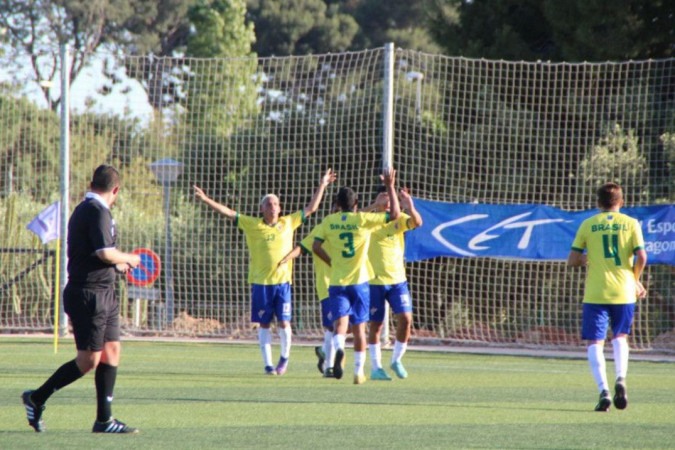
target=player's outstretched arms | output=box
[97,248,141,268]
[303,168,337,217]
[193,185,237,220]
[400,187,423,229]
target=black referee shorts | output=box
[63,284,120,351]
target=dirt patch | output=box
[652,329,675,351]
[517,325,580,346]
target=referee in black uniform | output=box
[22,165,142,433]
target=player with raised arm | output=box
[312,168,400,385]
[567,182,647,411]
[194,169,336,375]
[364,187,423,380]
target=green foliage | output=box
[247,0,358,55]
[429,0,675,61]
[579,124,649,203]
[661,132,675,202]
[349,0,442,53]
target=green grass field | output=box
[1,338,674,449]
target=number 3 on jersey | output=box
[602,234,621,266]
[339,232,355,258]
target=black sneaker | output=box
[594,390,612,412]
[613,377,628,410]
[314,346,325,374]
[21,390,45,432]
[92,418,139,434]
[323,367,335,378]
[333,349,345,380]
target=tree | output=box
[543,0,675,61]
[347,0,442,53]
[246,0,358,56]
[428,0,674,61]
[0,0,196,111]
[428,0,559,60]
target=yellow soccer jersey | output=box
[314,211,389,286]
[369,213,415,285]
[571,211,645,304]
[300,229,330,301]
[237,210,305,284]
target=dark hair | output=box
[596,182,623,209]
[91,165,120,192]
[335,187,357,211]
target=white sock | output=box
[278,326,292,359]
[392,340,407,363]
[323,331,333,370]
[587,343,609,392]
[612,337,629,379]
[354,351,366,375]
[333,333,346,352]
[258,328,273,367]
[368,343,382,370]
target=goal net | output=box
[1,46,673,351]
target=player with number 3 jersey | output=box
[312,168,400,384]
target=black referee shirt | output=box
[66,194,117,289]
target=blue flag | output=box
[405,199,675,266]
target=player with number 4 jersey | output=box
[568,182,647,412]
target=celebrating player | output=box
[194,168,336,375]
[312,168,399,384]
[567,182,647,411]
[278,224,336,377]
[364,186,423,380]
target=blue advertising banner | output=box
[404,199,675,266]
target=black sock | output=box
[95,363,118,423]
[31,359,84,405]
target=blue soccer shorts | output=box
[581,303,635,341]
[369,282,413,322]
[328,282,370,326]
[320,297,333,329]
[250,283,292,325]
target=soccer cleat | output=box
[333,349,345,380]
[613,377,628,410]
[275,357,289,376]
[390,361,408,379]
[264,365,277,375]
[21,390,45,432]
[323,368,335,378]
[353,373,366,385]
[314,346,326,374]
[92,418,139,434]
[594,390,612,412]
[370,368,392,381]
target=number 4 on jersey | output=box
[602,234,621,266]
